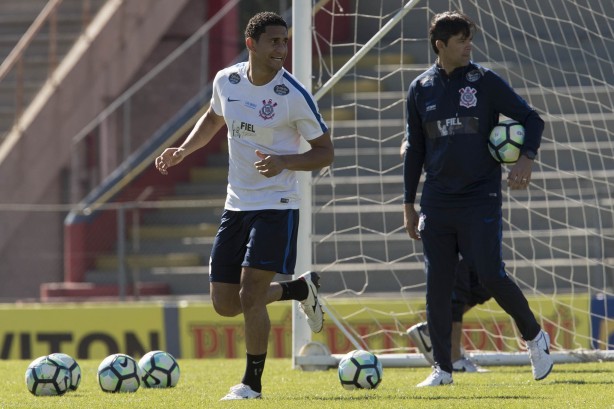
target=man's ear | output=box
[246,37,256,52]
[435,39,445,51]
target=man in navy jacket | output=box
[403,11,553,387]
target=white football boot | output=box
[299,272,324,333]
[220,383,262,400]
[416,366,453,387]
[527,330,554,380]
[452,356,489,373]
[407,321,435,365]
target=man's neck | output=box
[247,62,278,86]
[436,58,466,76]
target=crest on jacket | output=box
[459,86,477,108]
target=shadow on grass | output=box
[284,394,537,402]
[551,379,614,385]
[549,368,614,374]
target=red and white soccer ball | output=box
[488,119,525,163]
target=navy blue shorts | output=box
[209,209,299,284]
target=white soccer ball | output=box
[138,350,180,388]
[338,349,383,390]
[97,353,141,393]
[25,355,71,396]
[48,353,81,391]
[488,119,525,163]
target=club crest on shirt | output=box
[229,72,241,84]
[459,86,477,108]
[259,99,277,120]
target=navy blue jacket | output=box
[403,62,544,207]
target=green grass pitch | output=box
[2,359,614,408]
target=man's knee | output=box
[239,267,275,312]
[210,283,242,317]
[212,298,242,317]
[239,286,263,312]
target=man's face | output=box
[250,25,288,72]
[439,32,472,69]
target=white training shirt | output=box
[210,62,328,210]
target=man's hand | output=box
[400,139,408,158]
[404,204,421,240]
[155,148,186,175]
[254,150,285,177]
[506,154,534,189]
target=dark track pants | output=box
[419,203,541,373]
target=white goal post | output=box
[293,0,614,369]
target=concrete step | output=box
[313,172,607,201]
[39,281,170,302]
[329,143,612,176]
[312,230,612,265]
[320,106,355,122]
[141,205,223,226]
[95,252,203,270]
[85,267,210,296]
[312,201,612,234]
[0,34,76,61]
[396,41,613,88]
[0,109,15,128]
[131,223,218,240]
[189,167,228,183]
[120,236,214,255]
[139,196,225,226]
[325,86,614,121]
[174,181,228,196]
[313,51,413,74]
[0,82,44,107]
[0,0,47,14]
[329,115,614,147]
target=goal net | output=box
[300,0,614,368]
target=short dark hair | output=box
[245,12,287,41]
[429,11,476,54]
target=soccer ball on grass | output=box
[338,349,383,390]
[488,119,525,163]
[25,355,71,396]
[97,353,141,393]
[138,350,180,388]
[48,352,81,391]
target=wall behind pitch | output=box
[0,303,165,360]
[0,294,597,361]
